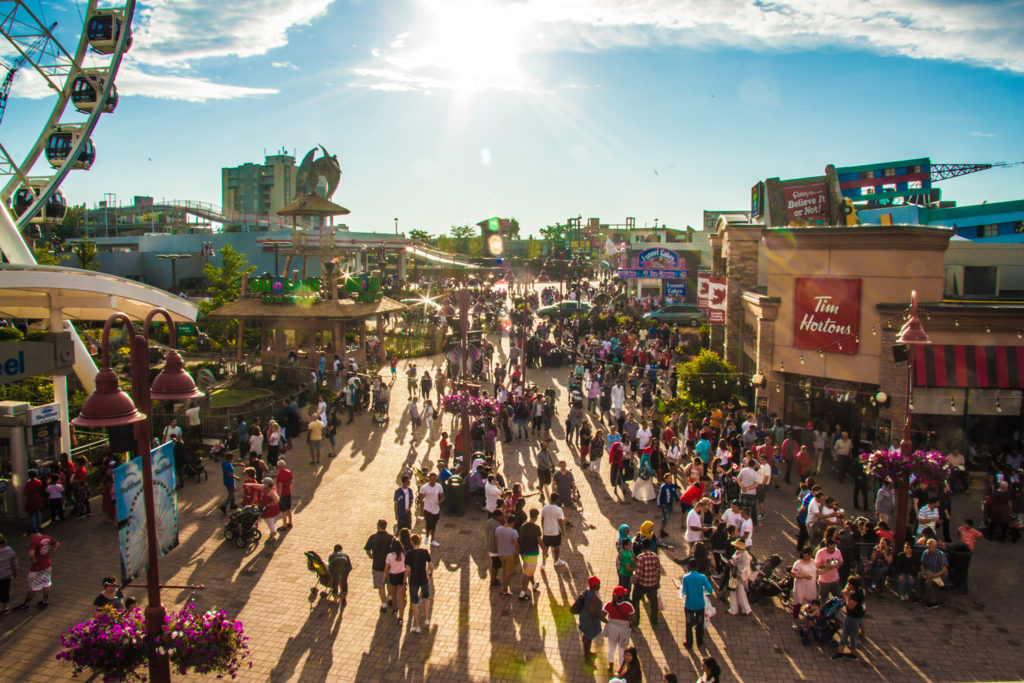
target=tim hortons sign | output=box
[793,278,861,355]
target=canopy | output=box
[276,193,350,217]
[0,264,199,321]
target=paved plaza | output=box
[1,340,1022,682]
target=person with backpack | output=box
[572,575,603,666]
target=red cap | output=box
[588,576,600,589]
[613,586,628,597]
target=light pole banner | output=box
[114,441,180,584]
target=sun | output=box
[417,0,528,92]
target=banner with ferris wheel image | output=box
[114,441,180,584]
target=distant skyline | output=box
[6,0,1023,236]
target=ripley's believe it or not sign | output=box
[793,277,861,355]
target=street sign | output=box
[0,334,74,385]
[665,282,686,297]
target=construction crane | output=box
[931,161,1024,181]
[0,22,57,127]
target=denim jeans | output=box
[839,615,863,651]
[631,584,659,626]
[897,573,915,598]
[684,608,705,645]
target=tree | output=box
[70,238,101,271]
[467,237,483,257]
[675,349,737,416]
[436,236,455,254]
[505,217,521,239]
[55,204,86,240]
[198,244,255,347]
[449,224,476,240]
[408,229,432,243]
[525,237,541,259]
[33,244,67,266]
[539,223,568,243]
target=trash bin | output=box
[947,545,972,594]
[444,475,466,517]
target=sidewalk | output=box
[0,347,1021,682]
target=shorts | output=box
[309,440,322,455]
[424,511,440,532]
[543,533,562,548]
[538,469,552,486]
[388,571,406,587]
[521,553,539,576]
[756,485,768,502]
[409,582,430,605]
[372,570,386,590]
[490,554,502,571]
[27,568,51,592]
[278,494,292,511]
[500,555,518,575]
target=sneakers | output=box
[553,560,567,567]
[38,601,48,609]
[14,602,30,611]
[925,602,939,609]
[500,591,512,598]
[424,619,430,627]
[380,604,388,613]
[431,540,440,547]
[831,653,845,661]
[411,626,421,634]
[518,593,529,601]
[844,653,858,660]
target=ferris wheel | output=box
[0,0,134,238]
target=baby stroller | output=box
[372,397,389,426]
[747,553,785,603]
[224,505,262,549]
[179,445,208,483]
[810,596,845,644]
[304,550,334,601]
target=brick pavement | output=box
[1,337,1023,682]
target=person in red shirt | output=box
[957,519,984,551]
[15,528,59,610]
[22,470,45,531]
[71,455,91,518]
[275,459,294,530]
[240,467,260,507]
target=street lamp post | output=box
[72,310,204,683]
[155,253,192,293]
[394,217,399,235]
[458,288,473,475]
[892,290,931,550]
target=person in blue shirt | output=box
[218,458,237,514]
[680,560,715,648]
[236,417,248,461]
[695,436,712,465]
[437,462,453,484]
[657,476,679,538]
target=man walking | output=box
[833,431,853,482]
[737,459,760,527]
[536,440,558,502]
[307,414,325,465]
[405,534,433,632]
[518,508,543,600]
[680,559,715,649]
[657,475,679,538]
[218,454,238,514]
[395,475,414,532]
[363,519,394,612]
[631,539,662,627]
[15,528,58,610]
[420,471,445,548]
[275,458,294,530]
[541,493,566,567]
[553,460,577,527]
[495,513,520,597]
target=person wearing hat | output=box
[576,575,603,665]
[602,584,637,673]
[726,538,752,615]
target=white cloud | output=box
[969,131,996,137]
[132,0,336,67]
[272,61,299,70]
[114,63,278,102]
[350,0,1024,93]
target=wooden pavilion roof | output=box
[207,296,406,321]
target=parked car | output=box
[643,303,705,327]
[536,301,592,320]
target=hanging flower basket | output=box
[860,449,951,486]
[57,605,251,681]
[441,392,500,419]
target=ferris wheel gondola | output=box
[71,69,119,114]
[11,178,66,223]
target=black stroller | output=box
[372,396,389,426]
[747,553,786,603]
[224,505,262,549]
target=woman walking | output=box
[259,478,280,543]
[631,450,657,503]
[602,585,637,674]
[385,539,408,622]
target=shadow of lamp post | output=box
[72,309,204,683]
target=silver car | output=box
[643,303,706,327]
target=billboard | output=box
[784,184,829,224]
[114,441,180,584]
[793,278,861,354]
[698,273,727,325]
[665,282,686,297]
[636,247,681,269]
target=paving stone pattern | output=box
[1,337,1022,682]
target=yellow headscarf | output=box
[639,521,654,538]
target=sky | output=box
[5,0,1023,237]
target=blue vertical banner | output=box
[114,441,180,584]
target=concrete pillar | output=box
[8,417,28,519]
[720,225,762,368]
[359,320,368,366]
[236,318,245,361]
[755,317,779,416]
[48,306,72,455]
[398,250,408,280]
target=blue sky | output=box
[7,0,1024,236]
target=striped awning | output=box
[914,345,1024,388]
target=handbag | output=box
[622,461,637,482]
[704,601,717,619]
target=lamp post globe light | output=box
[72,309,203,683]
[892,290,931,550]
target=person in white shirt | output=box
[540,497,566,567]
[757,458,772,520]
[420,472,445,547]
[684,498,711,548]
[722,500,743,535]
[737,460,760,526]
[610,382,626,420]
[636,423,652,451]
[737,506,754,550]
[484,476,503,513]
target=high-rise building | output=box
[221,149,296,216]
